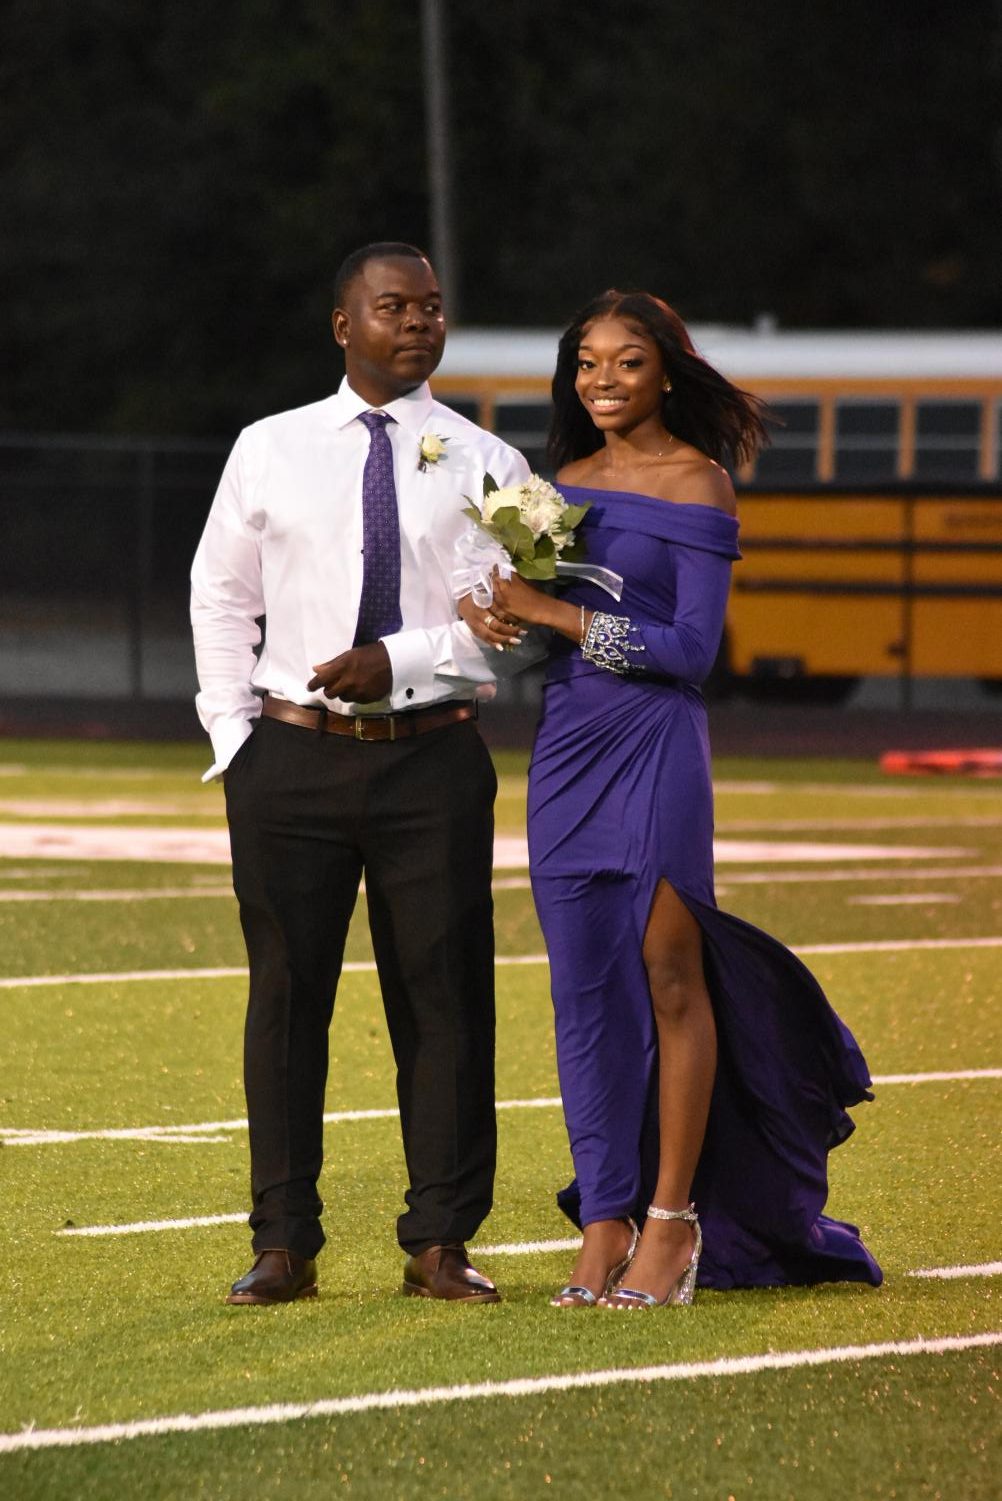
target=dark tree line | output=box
[3,0,1000,436]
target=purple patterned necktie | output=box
[352,410,403,645]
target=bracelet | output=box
[578,605,587,646]
[581,611,644,675]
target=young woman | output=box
[466,290,881,1309]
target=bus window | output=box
[914,401,982,482]
[835,401,899,482]
[752,401,819,484]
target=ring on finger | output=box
[484,612,497,629]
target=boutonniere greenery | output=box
[418,433,448,471]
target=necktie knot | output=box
[360,410,393,434]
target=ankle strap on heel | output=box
[646,1204,698,1224]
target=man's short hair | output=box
[333,242,431,307]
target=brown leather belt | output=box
[261,695,477,742]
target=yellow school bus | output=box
[432,327,1002,697]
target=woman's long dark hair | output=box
[548,289,771,471]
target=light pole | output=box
[421,0,459,320]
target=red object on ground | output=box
[880,748,1002,777]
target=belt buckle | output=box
[353,716,395,742]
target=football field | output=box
[0,737,998,1499]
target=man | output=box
[191,242,530,1305]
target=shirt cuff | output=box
[381,630,437,710]
[201,717,255,782]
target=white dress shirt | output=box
[191,378,532,779]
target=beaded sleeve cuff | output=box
[580,612,646,675]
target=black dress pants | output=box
[223,713,498,1258]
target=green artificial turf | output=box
[0,740,1000,1499]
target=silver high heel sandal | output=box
[550,1218,639,1308]
[600,1205,701,1309]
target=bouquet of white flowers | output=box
[462,473,590,580]
[453,473,623,609]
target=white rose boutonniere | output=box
[418,433,448,471]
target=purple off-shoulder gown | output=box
[529,486,882,1288]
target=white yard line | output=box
[56,1216,583,1251]
[4,861,1001,901]
[0,965,251,989]
[846,894,961,906]
[6,933,1002,993]
[0,765,172,780]
[718,816,1001,831]
[6,866,1002,904]
[0,822,975,867]
[0,1332,997,1455]
[5,1095,565,1149]
[0,887,236,903]
[720,863,1002,885]
[8,1072,998,1153]
[0,799,219,817]
[796,937,1002,955]
[872,1069,1002,1084]
[0,957,538,990]
[909,1262,1002,1280]
[58,1213,248,1237]
[713,781,1002,798]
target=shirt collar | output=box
[331,377,436,437]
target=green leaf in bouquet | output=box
[558,536,588,564]
[516,553,558,581]
[506,521,538,561]
[483,472,500,497]
[532,534,556,562]
[487,505,522,532]
[462,504,486,525]
[559,502,592,529]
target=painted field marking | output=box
[797,937,1002,955]
[846,894,961,906]
[0,879,533,903]
[714,781,1002,798]
[909,1261,1002,1280]
[0,822,974,867]
[718,816,1001,832]
[0,1332,997,1455]
[3,1095,565,1149]
[57,1213,248,1237]
[6,933,1002,993]
[6,859,1002,902]
[55,1215,583,1252]
[872,1068,1002,1084]
[9,1071,999,1153]
[0,887,236,903]
[0,764,179,780]
[721,863,1002,886]
[0,798,219,817]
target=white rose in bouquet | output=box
[520,477,567,539]
[481,483,522,524]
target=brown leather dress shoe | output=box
[226,1249,318,1305]
[401,1244,501,1303]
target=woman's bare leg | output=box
[616,880,716,1300]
